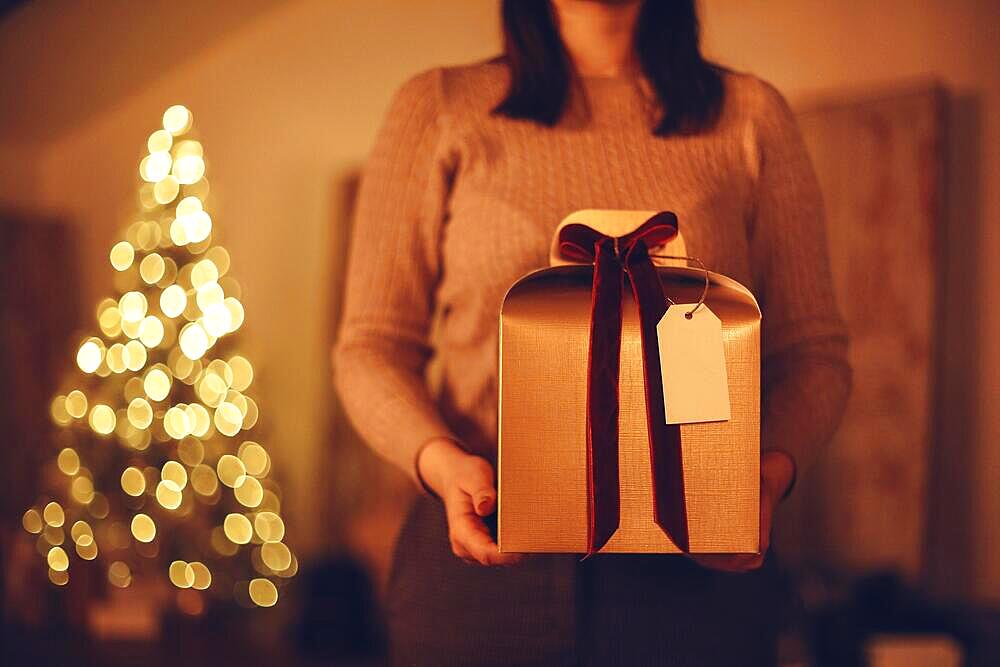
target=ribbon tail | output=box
[626,242,690,552]
[586,238,623,553]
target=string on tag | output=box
[647,254,711,318]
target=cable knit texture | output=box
[333,60,851,489]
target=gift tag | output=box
[656,304,731,424]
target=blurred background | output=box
[0,0,997,665]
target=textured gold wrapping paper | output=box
[498,265,761,554]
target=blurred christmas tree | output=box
[19,105,295,610]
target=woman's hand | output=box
[417,438,522,567]
[690,450,796,573]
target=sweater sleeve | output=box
[745,79,853,475]
[332,68,458,488]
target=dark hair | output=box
[493,0,724,136]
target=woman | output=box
[334,1,851,664]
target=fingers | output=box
[448,513,521,566]
[456,457,497,517]
[441,454,521,566]
[444,487,520,567]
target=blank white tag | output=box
[656,304,731,424]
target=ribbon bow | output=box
[557,212,689,553]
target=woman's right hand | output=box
[417,438,522,566]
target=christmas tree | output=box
[20,105,294,609]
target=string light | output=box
[20,105,293,609]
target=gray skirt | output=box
[384,496,790,666]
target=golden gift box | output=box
[498,210,761,554]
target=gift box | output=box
[498,210,760,554]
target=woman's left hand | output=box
[690,450,796,573]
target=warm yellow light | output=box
[119,291,148,323]
[121,318,142,340]
[214,401,243,437]
[185,403,211,437]
[144,367,172,401]
[98,305,122,337]
[224,297,245,332]
[156,480,182,510]
[190,259,219,289]
[196,282,225,310]
[169,560,195,588]
[169,218,190,246]
[76,538,98,560]
[236,442,267,479]
[228,391,249,418]
[203,246,229,274]
[109,561,132,588]
[139,253,166,284]
[208,358,234,384]
[154,175,180,205]
[172,354,198,383]
[173,154,205,185]
[121,466,146,496]
[190,464,219,496]
[216,455,247,488]
[70,520,93,543]
[22,509,43,534]
[249,578,278,607]
[254,512,284,543]
[124,339,147,371]
[234,476,263,508]
[57,448,81,475]
[138,315,165,348]
[229,356,253,392]
[161,461,188,489]
[197,372,228,407]
[47,546,69,572]
[131,513,156,543]
[261,542,292,571]
[31,105,296,597]
[223,513,253,544]
[174,139,203,158]
[179,323,209,360]
[176,195,202,216]
[89,404,117,435]
[147,129,173,153]
[110,241,135,271]
[163,405,192,439]
[124,376,144,401]
[141,151,172,182]
[50,395,71,425]
[160,284,187,318]
[63,392,87,420]
[127,397,154,429]
[177,436,205,466]
[106,343,128,373]
[189,562,212,590]
[163,105,192,135]
[77,339,104,373]
[71,476,95,504]
[43,524,65,545]
[136,220,162,250]
[202,303,233,337]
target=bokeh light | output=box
[23,103,292,607]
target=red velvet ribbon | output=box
[557,213,690,553]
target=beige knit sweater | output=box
[333,61,851,489]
